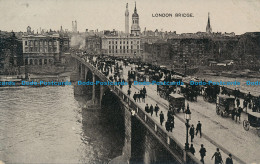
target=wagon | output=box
[168,93,185,113]
[243,111,260,137]
[137,71,145,82]
[216,95,235,117]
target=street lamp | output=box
[184,106,191,150]
[184,61,187,77]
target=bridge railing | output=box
[73,54,202,164]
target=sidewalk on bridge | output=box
[120,83,242,164]
[102,60,258,164]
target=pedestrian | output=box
[150,104,154,116]
[165,120,170,132]
[145,104,149,113]
[236,98,240,107]
[137,92,141,102]
[243,100,248,113]
[249,101,252,110]
[211,148,223,164]
[141,91,145,103]
[170,118,174,131]
[225,154,233,164]
[189,124,195,142]
[127,89,131,96]
[190,144,195,155]
[133,92,137,102]
[196,121,202,138]
[232,108,236,121]
[143,86,147,97]
[160,111,164,126]
[252,104,257,112]
[199,144,206,164]
[155,104,159,116]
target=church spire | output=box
[206,12,212,34]
[134,1,137,13]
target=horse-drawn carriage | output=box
[203,85,220,103]
[243,111,260,137]
[216,95,235,117]
[168,93,185,113]
[137,71,145,82]
[128,69,136,82]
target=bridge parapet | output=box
[72,54,202,164]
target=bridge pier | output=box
[73,54,201,164]
[80,63,85,81]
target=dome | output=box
[132,12,139,17]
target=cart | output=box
[243,111,260,137]
[168,93,185,113]
[216,95,235,117]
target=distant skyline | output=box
[0,0,260,34]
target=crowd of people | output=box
[77,53,246,164]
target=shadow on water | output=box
[74,89,125,163]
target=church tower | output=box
[131,2,141,36]
[206,12,212,34]
[125,3,129,34]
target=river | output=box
[196,75,260,96]
[0,85,124,163]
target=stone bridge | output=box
[71,53,202,164]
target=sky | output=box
[0,0,260,34]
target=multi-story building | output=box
[85,35,102,55]
[0,31,23,75]
[101,3,141,58]
[22,26,69,66]
[102,35,141,58]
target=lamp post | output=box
[184,106,191,150]
[184,61,187,77]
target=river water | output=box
[0,85,123,163]
[196,75,260,96]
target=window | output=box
[109,41,111,44]
[131,41,133,44]
[127,41,128,44]
[120,41,122,44]
[137,41,139,44]
[123,41,125,44]
[25,41,27,46]
[115,41,117,44]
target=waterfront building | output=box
[0,31,23,75]
[22,26,70,66]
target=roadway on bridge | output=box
[81,55,259,164]
[107,61,259,164]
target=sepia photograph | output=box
[0,0,260,163]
